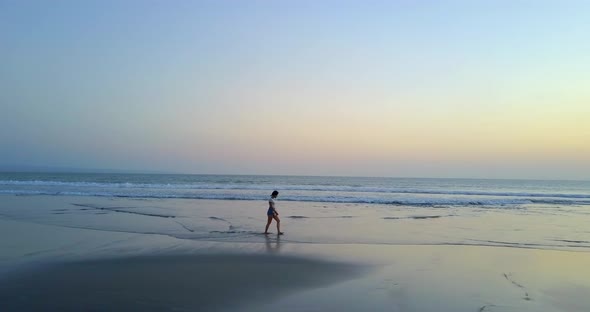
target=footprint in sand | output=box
[503,273,532,301]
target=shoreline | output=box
[1,195,590,311]
[1,195,589,252]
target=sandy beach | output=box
[1,194,590,311]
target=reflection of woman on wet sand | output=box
[265,233,282,254]
[264,190,283,235]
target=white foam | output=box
[6,189,585,207]
[1,180,589,199]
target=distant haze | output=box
[1,1,589,180]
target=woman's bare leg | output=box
[264,216,273,234]
[273,215,282,234]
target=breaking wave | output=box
[2,189,590,207]
[1,180,589,200]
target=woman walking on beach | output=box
[264,190,283,235]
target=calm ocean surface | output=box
[1,173,589,207]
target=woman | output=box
[264,190,283,235]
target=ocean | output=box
[1,172,589,251]
[1,172,589,206]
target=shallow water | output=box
[1,194,589,252]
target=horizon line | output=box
[0,166,588,183]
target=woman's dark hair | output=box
[271,190,279,197]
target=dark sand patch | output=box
[0,254,364,311]
[383,215,444,220]
[72,203,175,218]
[288,215,309,219]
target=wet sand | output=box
[0,254,363,311]
[1,195,590,311]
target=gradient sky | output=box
[1,0,589,179]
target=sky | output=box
[1,0,589,180]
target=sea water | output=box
[1,173,589,251]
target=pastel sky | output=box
[1,1,589,179]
